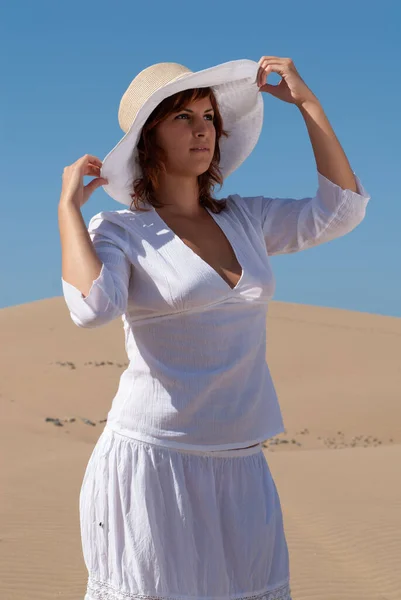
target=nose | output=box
[192,116,208,137]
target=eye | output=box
[174,113,214,120]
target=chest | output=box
[157,210,243,290]
[123,202,276,317]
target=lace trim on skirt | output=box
[85,576,292,600]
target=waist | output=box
[107,363,284,449]
[103,423,263,457]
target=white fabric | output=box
[62,171,370,451]
[62,171,370,600]
[80,426,292,600]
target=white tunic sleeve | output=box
[61,211,131,328]
[232,171,371,256]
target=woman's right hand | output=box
[59,154,108,210]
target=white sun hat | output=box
[100,59,263,206]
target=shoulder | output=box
[88,208,144,236]
[225,193,268,224]
[89,208,136,230]
[88,209,140,251]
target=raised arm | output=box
[59,208,131,328]
[234,56,371,255]
[298,98,358,193]
[58,154,131,328]
[257,55,364,191]
[59,202,103,298]
[233,171,370,256]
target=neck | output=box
[153,172,204,218]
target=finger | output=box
[257,62,273,87]
[260,63,286,85]
[87,154,103,167]
[257,57,288,81]
[259,82,283,97]
[257,64,283,87]
[84,177,108,195]
[84,165,101,176]
[258,56,288,67]
[80,154,103,168]
[258,59,287,72]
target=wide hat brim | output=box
[100,59,263,206]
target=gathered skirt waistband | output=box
[104,423,263,458]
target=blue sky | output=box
[2,0,400,317]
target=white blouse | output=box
[62,172,370,450]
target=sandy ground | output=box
[1,297,400,600]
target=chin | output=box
[172,161,212,177]
[194,161,213,176]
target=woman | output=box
[59,57,370,600]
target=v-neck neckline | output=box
[150,204,245,292]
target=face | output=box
[154,95,216,178]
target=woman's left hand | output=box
[256,56,318,107]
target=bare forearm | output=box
[298,99,357,192]
[58,202,102,297]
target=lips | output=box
[190,147,210,152]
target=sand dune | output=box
[1,297,400,599]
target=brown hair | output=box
[129,87,229,213]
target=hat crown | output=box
[118,62,193,133]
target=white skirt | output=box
[80,425,292,600]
